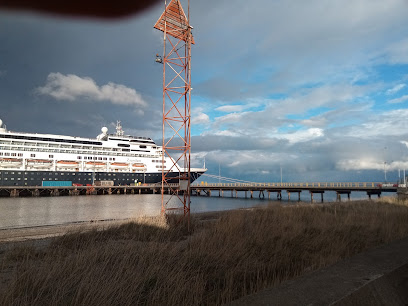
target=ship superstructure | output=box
[0,119,205,186]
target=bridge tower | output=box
[154,0,194,225]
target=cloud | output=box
[215,103,257,112]
[193,0,408,98]
[191,107,210,125]
[0,70,6,77]
[385,38,408,64]
[386,84,406,95]
[388,95,408,104]
[401,141,408,149]
[36,73,147,107]
[212,130,241,137]
[300,117,328,128]
[278,128,324,144]
[337,159,408,171]
[194,112,210,125]
[344,109,408,138]
[337,159,384,171]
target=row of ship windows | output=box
[0,147,159,159]
[152,160,166,163]
[0,140,153,151]
[0,135,155,147]
[2,177,145,181]
[1,153,24,157]
[1,172,92,175]
[1,172,156,177]
[0,146,149,155]
[0,152,117,161]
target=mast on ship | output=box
[115,121,124,137]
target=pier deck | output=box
[0,182,401,202]
[190,182,399,201]
[0,184,178,197]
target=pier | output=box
[0,184,179,197]
[190,182,398,202]
[0,182,401,201]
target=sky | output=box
[1,0,408,183]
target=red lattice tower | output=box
[154,0,194,223]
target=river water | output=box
[0,190,385,229]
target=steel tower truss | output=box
[154,0,194,220]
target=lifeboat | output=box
[132,163,147,171]
[110,162,129,169]
[0,158,23,168]
[26,159,52,169]
[56,160,79,168]
[85,161,106,169]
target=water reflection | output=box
[0,190,384,229]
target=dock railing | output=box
[191,182,382,188]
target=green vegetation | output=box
[1,200,408,305]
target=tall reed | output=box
[1,201,408,305]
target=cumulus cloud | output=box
[300,117,328,128]
[337,159,384,171]
[36,73,146,107]
[191,107,210,125]
[385,38,408,64]
[215,103,258,112]
[339,108,408,138]
[194,112,210,124]
[386,84,406,95]
[278,128,324,144]
[337,159,408,171]
[388,95,408,104]
[213,130,241,137]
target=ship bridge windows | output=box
[130,139,154,144]
[0,134,102,146]
[109,138,129,142]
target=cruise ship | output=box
[0,119,206,186]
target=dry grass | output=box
[1,200,408,305]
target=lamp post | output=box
[383,147,387,183]
[384,161,387,183]
[280,164,282,184]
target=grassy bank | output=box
[1,200,408,305]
